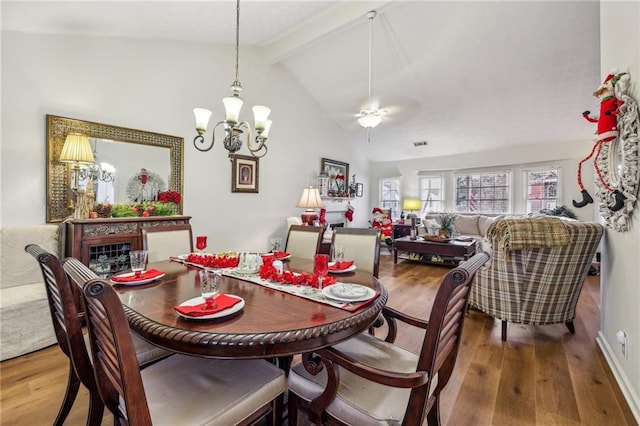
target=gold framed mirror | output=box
[46,115,184,223]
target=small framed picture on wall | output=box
[356,183,364,197]
[232,155,259,193]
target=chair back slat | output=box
[415,252,489,406]
[24,245,96,387]
[82,278,153,425]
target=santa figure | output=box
[371,207,392,245]
[573,70,627,211]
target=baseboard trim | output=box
[597,331,640,424]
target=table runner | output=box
[222,269,378,312]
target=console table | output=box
[393,236,476,265]
[65,216,191,277]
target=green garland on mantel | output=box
[93,202,179,218]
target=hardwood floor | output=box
[1,254,635,425]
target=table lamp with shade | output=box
[403,198,422,221]
[59,133,95,192]
[296,186,324,225]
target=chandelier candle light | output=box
[193,0,272,160]
[296,186,324,225]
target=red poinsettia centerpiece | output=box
[258,264,336,288]
[157,190,182,204]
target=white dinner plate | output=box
[176,295,245,320]
[178,253,214,260]
[322,284,375,302]
[328,262,357,274]
[109,271,165,286]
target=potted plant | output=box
[436,212,457,238]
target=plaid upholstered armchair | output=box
[469,217,604,341]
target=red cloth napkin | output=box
[329,260,354,271]
[274,251,290,260]
[111,269,164,283]
[174,294,242,317]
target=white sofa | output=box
[422,214,503,240]
[0,225,60,360]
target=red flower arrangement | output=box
[258,264,336,289]
[157,190,182,204]
[185,253,240,268]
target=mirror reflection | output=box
[46,115,184,223]
[76,138,171,204]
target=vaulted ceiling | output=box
[3,1,601,162]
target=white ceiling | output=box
[2,1,601,162]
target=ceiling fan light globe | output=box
[358,113,382,129]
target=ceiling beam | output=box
[263,1,393,64]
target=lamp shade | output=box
[59,133,95,164]
[223,95,243,123]
[193,108,212,133]
[252,105,271,131]
[403,199,421,211]
[296,187,324,209]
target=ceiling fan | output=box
[356,10,388,142]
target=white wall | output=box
[0,31,371,251]
[598,2,640,422]
[370,140,598,222]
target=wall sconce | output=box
[296,186,324,225]
[59,133,95,191]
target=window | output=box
[455,171,511,213]
[379,177,401,220]
[525,168,559,213]
[419,175,443,213]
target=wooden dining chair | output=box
[331,227,381,277]
[63,257,172,367]
[288,252,490,426]
[25,244,104,426]
[141,223,193,262]
[284,224,324,260]
[79,275,286,426]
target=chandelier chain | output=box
[234,0,240,82]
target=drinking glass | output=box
[129,250,148,278]
[199,269,221,310]
[196,235,207,254]
[269,238,282,253]
[314,254,329,289]
[334,245,345,268]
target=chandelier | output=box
[193,0,272,159]
[79,162,115,183]
[76,138,115,183]
[357,11,385,140]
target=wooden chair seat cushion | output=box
[141,354,286,425]
[289,333,437,424]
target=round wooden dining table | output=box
[114,258,387,359]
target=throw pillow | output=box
[454,215,479,236]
